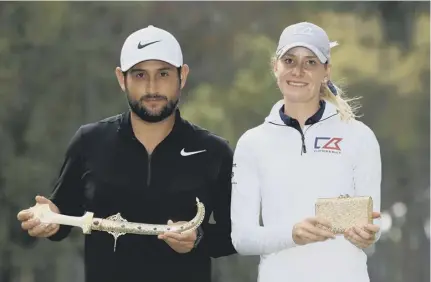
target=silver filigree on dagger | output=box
[101,213,127,252]
[30,198,206,252]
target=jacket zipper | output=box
[269,113,338,156]
[299,114,338,155]
[300,124,319,155]
[147,154,152,187]
[301,133,307,154]
[300,126,312,155]
[132,136,154,187]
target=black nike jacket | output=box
[47,109,237,282]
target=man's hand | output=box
[158,220,197,254]
[292,217,336,245]
[344,212,381,249]
[17,195,60,238]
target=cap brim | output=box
[276,42,327,64]
[121,56,182,72]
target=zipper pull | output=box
[301,135,307,154]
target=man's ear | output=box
[115,67,126,92]
[179,64,190,90]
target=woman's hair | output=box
[271,55,361,121]
[319,82,361,121]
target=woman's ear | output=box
[324,63,332,80]
[273,58,279,77]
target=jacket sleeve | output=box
[201,141,237,258]
[353,124,382,242]
[230,132,297,256]
[47,126,87,241]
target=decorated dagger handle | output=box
[30,203,94,234]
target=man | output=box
[17,25,236,282]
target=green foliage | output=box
[182,33,279,143]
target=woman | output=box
[230,22,382,282]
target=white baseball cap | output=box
[120,25,183,72]
[276,22,338,64]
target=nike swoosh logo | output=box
[180,149,206,156]
[137,40,161,49]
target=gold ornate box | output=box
[315,195,373,234]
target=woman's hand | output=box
[344,212,381,249]
[292,217,336,245]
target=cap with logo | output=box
[276,22,338,64]
[120,25,183,72]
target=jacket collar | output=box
[279,100,326,126]
[117,109,186,141]
[265,99,339,126]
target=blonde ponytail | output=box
[320,82,361,121]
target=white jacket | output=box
[231,100,381,282]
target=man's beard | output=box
[126,91,179,123]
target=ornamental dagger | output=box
[29,197,206,251]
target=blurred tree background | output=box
[0,2,429,282]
